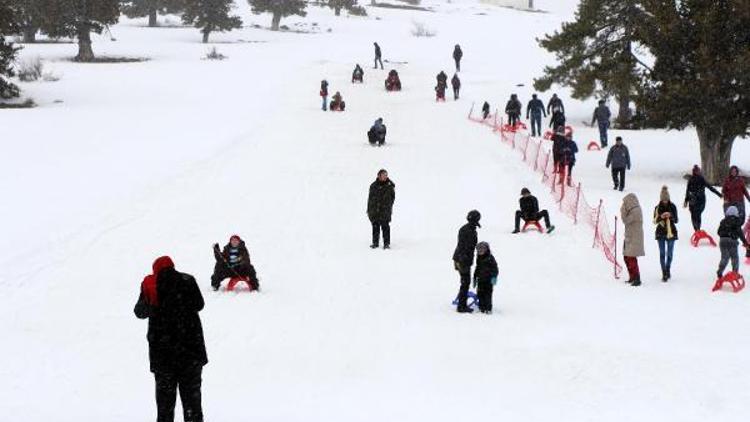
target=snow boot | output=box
[370,244,379,249]
[512,228,520,234]
[457,306,474,314]
[546,225,556,234]
[630,278,641,286]
[383,244,390,250]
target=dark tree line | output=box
[536,0,750,184]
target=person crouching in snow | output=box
[330,91,346,111]
[211,235,259,291]
[473,242,498,314]
[717,206,749,279]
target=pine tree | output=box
[182,0,242,43]
[327,0,356,16]
[638,0,750,184]
[534,0,646,126]
[122,0,186,27]
[0,1,21,99]
[39,0,120,62]
[248,0,307,31]
[13,0,45,42]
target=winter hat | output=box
[521,187,530,196]
[476,241,490,255]
[467,210,481,227]
[726,206,740,218]
[660,186,670,203]
[692,165,701,176]
[230,234,242,243]
[377,169,388,177]
[142,256,175,306]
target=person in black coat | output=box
[505,94,522,127]
[453,210,481,313]
[560,134,578,186]
[435,71,448,100]
[473,242,499,314]
[352,64,364,83]
[135,256,207,422]
[374,42,383,69]
[453,44,463,71]
[549,109,566,131]
[368,118,387,146]
[320,80,329,111]
[684,165,722,231]
[547,93,565,116]
[481,101,491,119]
[551,127,566,175]
[211,235,259,291]
[451,73,461,100]
[367,169,395,248]
[526,94,547,137]
[513,188,555,233]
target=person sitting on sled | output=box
[211,235,259,291]
[385,69,401,91]
[330,91,346,111]
[717,206,749,280]
[368,118,387,146]
[352,64,364,83]
[512,188,555,234]
[435,71,448,101]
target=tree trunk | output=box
[615,95,632,128]
[148,8,158,27]
[76,25,95,62]
[22,26,37,43]
[697,125,735,185]
[271,13,282,31]
[528,0,534,8]
[335,6,342,16]
[202,30,210,43]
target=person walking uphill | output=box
[453,210,481,313]
[717,206,749,279]
[621,193,645,286]
[505,94,522,127]
[320,80,329,111]
[473,242,498,314]
[722,166,750,223]
[451,73,461,100]
[684,165,722,231]
[373,42,383,69]
[526,94,547,137]
[453,44,463,72]
[592,100,612,148]
[367,169,395,249]
[654,186,678,281]
[135,256,207,422]
[606,136,631,191]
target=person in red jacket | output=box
[722,165,750,223]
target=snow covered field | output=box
[2,1,749,420]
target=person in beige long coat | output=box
[621,193,645,286]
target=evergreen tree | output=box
[122,0,186,28]
[39,0,120,62]
[182,0,242,43]
[0,1,21,99]
[13,0,45,42]
[248,0,306,31]
[638,0,750,184]
[327,0,356,16]
[534,0,647,126]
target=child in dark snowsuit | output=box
[473,242,498,314]
[211,235,259,291]
[481,101,491,119]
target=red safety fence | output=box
[468,104,623,279]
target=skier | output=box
[435,71,448,101]
[134,256,207,422]
[505,94,522,128]
[546,93,565,116]
[367,117,387,146]
[653,186,679,281]
[621,193,645,286]
[526,93,547,137]
[367,169,396,249]
[512,188,555,234]
[373,42,383,69]
[684,165,722,231]
[451,73,461,100]
[560,133,578,186]
[320,80,329,111]
[352,64,364,83]
[473,242,498,314]
[385,69,401,91]
[606,136,631,191]
[211,235,259,291]
[453,210,481,313]
[453,44,463,72]
[716,206,749,279]
[481,101,491,120]
[592,99,612,147]
[330,91,346,111]
[721,165,750,223]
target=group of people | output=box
[618,165,750,286]
[319,80,346,111]
[497,93,567,137]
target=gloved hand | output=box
[213,243,220,250]
[491,277,498,286]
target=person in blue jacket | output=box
[526,94,547,137]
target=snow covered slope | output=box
[2,1,749,421]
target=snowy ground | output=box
[2,1,749,421]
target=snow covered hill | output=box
[2,1,749,421]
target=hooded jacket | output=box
[621,193,645,257]
[367,178,396,222]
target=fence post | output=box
[573,183,582,224]
[614,216,620,279]
[592,199,603,248]
[533,139,542,172]
[541,152,550,183]
[523,135,530,161]
[493,110,498,131]
[468,102,475,119]
[559,165,567,208]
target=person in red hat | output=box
[211,235,259,291]
[134,256,207,422]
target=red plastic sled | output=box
[522,220,543,233]
[587,141,601,151]
[712,272,745,293]
[226,276,256,292]
[543,130,554,140]
[690,230,717,247]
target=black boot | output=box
[457,306,474,313]
[661,270,668,282]
[630,278,641,286]
[666,269,671,281]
